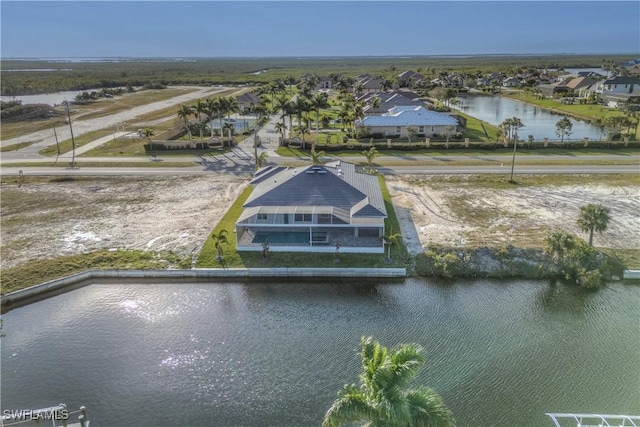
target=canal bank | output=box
[0,267,407,308]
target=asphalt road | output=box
[1,163,638,178]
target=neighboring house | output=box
[565,77,599,98]
[357,106,458,137]
[236,161,387,253]
[397,70,425,88]
[477,72,503,87]
[602,92,640,109]
[537,81,571,98]
[317,76,333,90]
[236,92,261,110]
[502,77,521,87]
[361,78,385,93]
[600,77,640,94]
[358,91,430,115]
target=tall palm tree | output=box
[352,101,365,140]
[194,100,208,142]
[361,146,379,174]
[274,122,286,145]
[210,229,228,261]
[323,336,454,427]
[274,96,290,137]
[577,203,611,246]
[177,104,193,147]
[142,129,154,154]
[368,95,381,114]
[311,92,329,148]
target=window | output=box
[419,126,424,133]
[395,126,401,133]
[294,213,312,222]
[257,213,268,220]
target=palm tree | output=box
[380,77,394,91]
[352,101,365,140]
[381,229,402,261]
[274,122,286,145]
[176,104,193,147]
[210,229,228,261]
[323,336,454,427]
[544,231,575,264]
[193,100,208,142]
[311,92,329,148]
[255,152,268,170]
[142,128,154,154]
[443,125,456,149]
[310,148,325,165]
[577,203,611,246]
[361,146,379,174]
[368,95,381,114]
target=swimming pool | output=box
[251,231,329,244]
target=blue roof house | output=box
[357,106,458,138]
[236,161,387,253]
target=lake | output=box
[456,95,606,141]
[0,90,95,106]
[1,279,638,427]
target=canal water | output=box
[456,95,605,141]
[1,279,638,427]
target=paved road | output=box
[2,163,637,178]
[0,86,239,155]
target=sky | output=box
[1,1,639,58]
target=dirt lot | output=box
[1,174,638,271]
[387,176,640,255]
[1,174,250,270]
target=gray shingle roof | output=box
[359,106,458,127]
[244,162,386,218]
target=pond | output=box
[456,95,606,141]
[0,90,100,106]
[1,279,638,427]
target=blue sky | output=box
[1,1,639,58]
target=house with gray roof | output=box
[358,91,429,115]
[357,106,458,138]
[236,161,387,253]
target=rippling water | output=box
[1,279,638,427]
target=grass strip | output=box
[0,249,191,294]
[1,140,39,152]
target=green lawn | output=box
[196,175,409,269]
[1,249,191,294]
[39,129,114,156]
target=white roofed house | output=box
[357,106,458,138]
[236,162,387,253]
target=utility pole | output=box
[53,125,60,156]
[65,100,76,168]
[510,110,519,182]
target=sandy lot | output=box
[1,174,638,270]
[387,176,640,255]
[1,174,250,269]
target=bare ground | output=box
[387,176,640,255]
[1,174,638,271]
[1,175,249,270]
